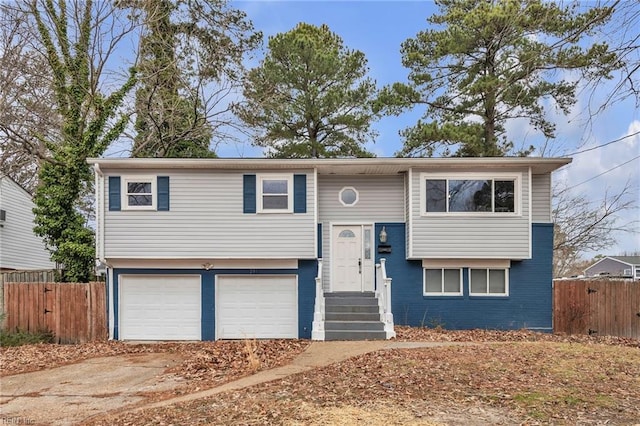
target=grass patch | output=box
[0,328,55,347]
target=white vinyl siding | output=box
[319,175,404,290]
[531,173,552,222]
[410,168,531,259]
[318,175,404,223]
[0,178,54,270]
[103,170,315,259]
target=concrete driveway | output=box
[0,341,461,425]
[0,352,184,426]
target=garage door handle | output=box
[358,258,362,274]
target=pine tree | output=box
[375,0,619,157]
[235,23,378,158]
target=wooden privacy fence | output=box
[554,279,640,339]
[3,282,107,344]
[0,269,58,284]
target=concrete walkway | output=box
[128,340,466,413]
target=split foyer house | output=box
[89,157,571,341]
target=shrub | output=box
[0,328,56,347]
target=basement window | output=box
[423,268,463,296]
[469,268,509,296]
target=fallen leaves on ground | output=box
[98,340,640,425]
[395,325,640,347]
[1,339,310,399]
[4,328,639,425]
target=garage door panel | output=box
[216,276,297,339]
[120,275,201,340]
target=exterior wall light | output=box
[379,226,387,243]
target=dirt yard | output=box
[2,328,638,425]
[93,340,640,425]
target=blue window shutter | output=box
[108,176,121,211]
[157,176,170,211]
[243,174,256,213]
[294,174,307,213]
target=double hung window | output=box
[259,175,292,212]
[122,177,156,210]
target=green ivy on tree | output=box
[28,0,136,282]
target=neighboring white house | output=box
[584,256,640,280]
[0,176,55,271]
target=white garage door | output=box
[216,275,297,339]
[119,275,201,340]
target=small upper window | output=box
[123,178,156,210]
[339,187,359,206]
[258,175,292,212]
[469,268,509,296]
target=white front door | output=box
[332,225,374,292]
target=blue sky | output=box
[221,0,639,258]
[100,1,638,258]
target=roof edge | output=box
[87,156,572,174]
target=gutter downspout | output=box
[94,164,114,340]
[94,163,106,264]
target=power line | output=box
[566,130,640,156]
[565,154,640,191]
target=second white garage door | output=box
[119,275,201,340]
[216,275,298,339]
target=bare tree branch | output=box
[552,179,639,277]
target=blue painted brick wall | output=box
[375,222,554,331]
[297,260,317,339]
[201,271,215,340]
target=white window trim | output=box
[423,268,463,296]
[122,176,156,211]
[422,259,511,269]
[257,174,293,213]
[338,186,359,207]
[420,172,521,217]
[468,268,510,297]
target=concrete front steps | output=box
[323,292,387,340]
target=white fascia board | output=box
[87,157,573,174]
